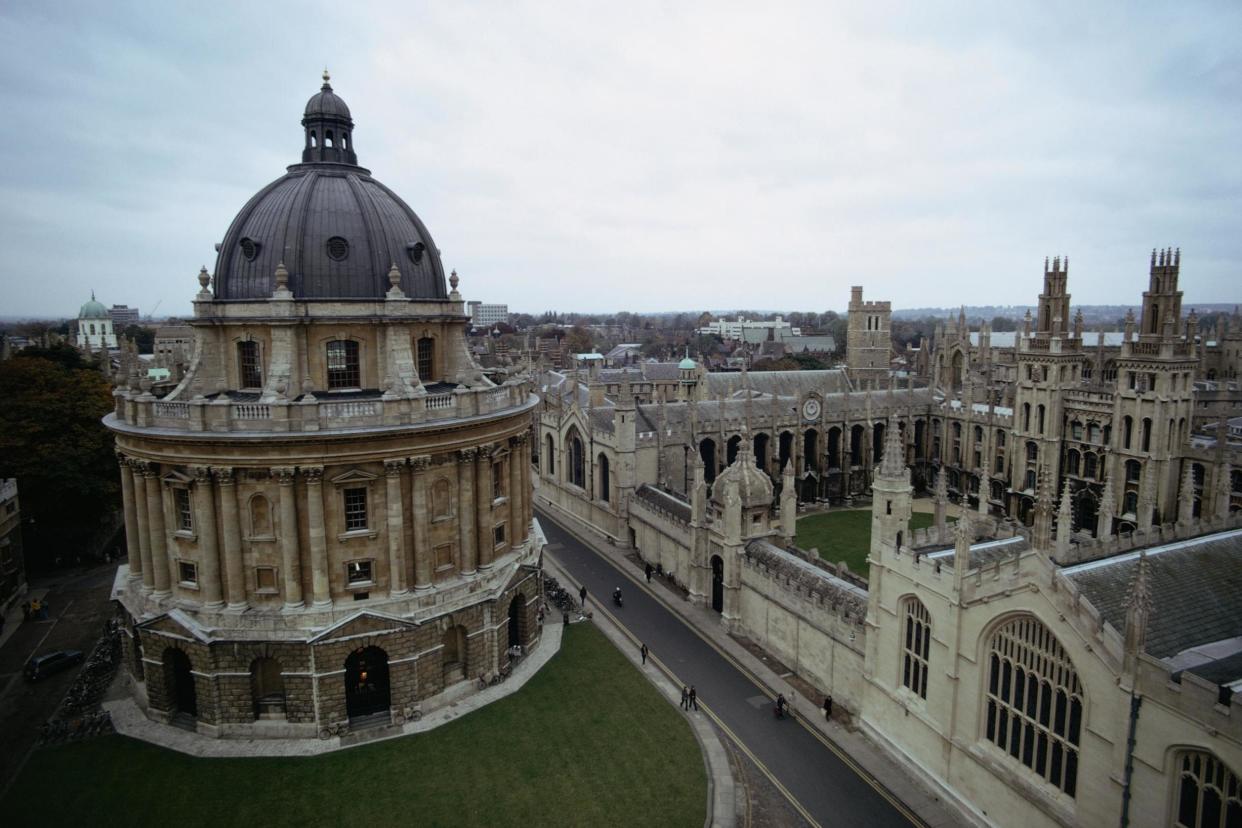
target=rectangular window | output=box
[343,487,368,531]
[494,524,506,547]
[178,560,198,585]
[175,488,193,532]
[238,340,262,388]
[492,461,504,500]
[346,560,373,584]
[417,337,434,382]
[326,340,361,389]
[255,567,277,592]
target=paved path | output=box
[539,509,921,828]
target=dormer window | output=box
[326,236,349,261]
[407,242,425,265]
[240,237,261,261]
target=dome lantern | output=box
[302,69,357,166]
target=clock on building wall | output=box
[802,398,821,421]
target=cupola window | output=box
[326,340,360,389]
[326,236,350,261]
[240,237,260,261]
[407,242,425,265]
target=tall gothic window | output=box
[984,616,1083,797]
[326,340,360,389]
[1174,750,1242,828]
[901,598,931,699]
[238,340,262,389]
[567,428,584,488]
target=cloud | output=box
[0,0,1238,318]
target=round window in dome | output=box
[240,237,261,261]
[326,236,350,261]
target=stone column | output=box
[117,454,142,582]
[410,456,432,590]
[214,467,248,610]
[274,467,304,609]
[458,448,478,575]
[304,467,330,606]
[385,459,408,594]
[192,467,224,608]
[508,436,523,549]
[476,445,494,568]
[144,466,171,597]
[131,462,154,591]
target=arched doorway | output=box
[507,595,526,651]
[344,646,391,721]
[710,555,724,613]
[163,648,197,718]
[597,453,610,502]
[700,439,717,484]
[753,433,769,472]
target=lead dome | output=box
[211,73,447,301]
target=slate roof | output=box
[925,535,1030,566]
[634,485,691,522]
[744,540,868,619]
[1063,529,1242,659]
[704,369,851,398]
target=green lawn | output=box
[2,623,705,828]
[795,509,955,578]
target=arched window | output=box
[984,616,1083,797]
[1037,404,1046,435]
[1123,416,1133,450]
[1022,403,1031,431]
[545,433,555,476]
[1025,469,1037,491]
[417,337,435,382]
[850,425,865,465]
[442,625,468,684]
[901,598,931,700]
[1082,453,1097,480]
[1070,421,1083,440]
[1174,750,1242,828]
[700,438,717,484]
[567,428,585,488]
[249,494,273,537]
[873,422,885,464]
[1026,442,1039,464]
[1126,460,1142,484]
[1123,491,1139,515]
[1067,450,1080,476]
[597,453,610,502]
[250,657,285,720]
[996,429,1006,448]
[974,425,984,444]
[1142,417,1153,453]
[1087,423,1100,443]
[727,434,742,466]
[804,430,819,471]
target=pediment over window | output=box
[330,468,379,485]
[309,611,416,643]
[162,469,195,485]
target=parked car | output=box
[23,649,84,682]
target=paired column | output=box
[117,454,142,582]
[214,467,248,610]
[274,467,304,609]
[410,456,432,590]
[191,467,224,608]
[457,448,477,574]
[508,435,523,548]
[131,462,154,591]
[304,467,330,606]
[476,445,494,569]
[144,465,171,597]
[385,459,407,594]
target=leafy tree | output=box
[0,352,118,570]
[564,325,594,354]
[122,324,156,354]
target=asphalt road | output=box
[538,509,917,828]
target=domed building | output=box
[107,74,542,739]
[76,292,117,351]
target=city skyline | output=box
[2,1,1240,317]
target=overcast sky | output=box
[1,1,1239,319]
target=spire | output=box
[1055,478,1074,558]
[953,511,972,592]
[1123,552,1153,666]
[1178,463,1197,527]
[878,416,906,479]
[1033,466,1056,551]
[934,467,948,534]
[1097,464,1115,538]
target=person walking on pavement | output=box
[645,563,653,583]
[579,584,587,608]
[823,695,833,720]
[680,686,689,710]
[689,685,698,710]
[640,643,648,665]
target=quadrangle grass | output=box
[1,623,705,828]
[794,509,955,578]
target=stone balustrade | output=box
[113,382,530,433]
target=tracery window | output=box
[1174,750,1242,828]
[901,598,931,699]
[984,616,1083,797]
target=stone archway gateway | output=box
[344,646,391,722]
[508,594,526,650]
[711,554,724,613]
[164,648,197,718]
